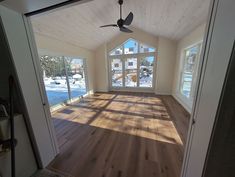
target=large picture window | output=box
[180,43,202,99]
[40,55,87,106]
[109,38,156,90]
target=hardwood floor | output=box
[48,92,190,177]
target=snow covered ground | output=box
[112,74,153,87]
[139,74,153,87]
[44,77,86,106]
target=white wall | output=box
[33,33,95,94]
[94,43,109,92]
[94,27,177,94]
[172,24,206,112]
[156,37,177,94]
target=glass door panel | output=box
[66,58,87,99]
[111,58,123,87]
[40,55,69,106]
[40,55,88,107]
[139,56,155,87]
[125,58,138,87]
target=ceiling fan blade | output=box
[124,12,133,26]
[100,24,118,28]
[120,26,133,33]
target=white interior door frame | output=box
[181,0,218,176]
[22,16,59,155]
[22,16,89,156]
[181,0,235,176]
[0,5,58,167]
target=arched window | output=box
[108,38,156,90]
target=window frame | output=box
[180,42,202,100]
[39,54,88,108]
[108,38,157,91]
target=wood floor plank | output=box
[48,92,190,177]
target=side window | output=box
[180,43,202,99]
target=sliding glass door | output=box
[40,55,87,107]
[68,58,87,99]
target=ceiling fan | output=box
[100,0,134,33]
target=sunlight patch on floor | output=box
[53,93,183,145]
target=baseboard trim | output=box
[93,90,192,113]
[154,92,171,95]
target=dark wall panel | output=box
[203,41,235,177]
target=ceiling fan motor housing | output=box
[117,19,124,27]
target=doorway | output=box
[21,0,212,175]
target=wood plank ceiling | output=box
[31,0,211,51]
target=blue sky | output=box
[124,39,155,53]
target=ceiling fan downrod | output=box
[118,0,123,19]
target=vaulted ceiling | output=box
[31,0,211,51]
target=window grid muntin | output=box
[108,39,157,89]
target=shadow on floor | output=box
[49,119,183,177]
[49,92,190,177]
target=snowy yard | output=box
[112,73,153,87]
[44,77,86,106]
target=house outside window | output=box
[128,61,133,66]
[115,50,121,55]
